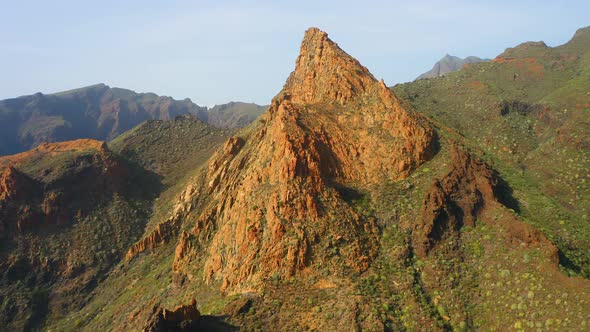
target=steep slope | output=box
[109,115,231,187]
[395,25,590,276]
[0,84,207,156]
[416,54,488,80]
[109,116,231,261]
[195,102,267,129]
[169,27,436,292]
[0,139,159,331]
[45,27,590,331]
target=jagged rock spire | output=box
[283,27,378,106]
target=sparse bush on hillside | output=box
[499,100,541,116]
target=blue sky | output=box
[1,0,589,106]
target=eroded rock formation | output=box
[143,299,200,332]
[166,27,437,292]
[0,139,128,236]
[414,145,555,258]
[125,218,181,260]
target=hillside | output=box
[38,27,590,332]
[109,115,231,187]
[0,84,207,156]
[0,139,160,331]
[195,102,267,129]
[0,111,233,331]
[395,26,590,277]
[416,54,488,80]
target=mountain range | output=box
[0,85,266,156]
[0,26,589,331]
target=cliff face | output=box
[165,28,437,292]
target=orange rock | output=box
[0,139,127,235]
[142,299,200,331]
[413,145,557,258]
[0,139,108,169]
[125,217,181,261]
[0,166,38,201]
[414,146,499,257]
[169,27,436,292]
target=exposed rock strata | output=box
[125,218,181,260]
[168,27,437,292]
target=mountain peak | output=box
[283,27,377,105]
[416,54,488,80]
[302,26,328,44]
[169,28,437,292]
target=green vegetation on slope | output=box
[395,26,590,277]
[0,146,159,331]
[109,115,231,187]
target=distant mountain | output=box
[196,101,267,128]
[0,85,268,156]
[416,54,489,80]
[0,84,206,156]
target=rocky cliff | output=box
[159,27,437,293]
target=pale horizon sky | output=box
[1,0,589,106]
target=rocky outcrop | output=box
[170,27,437,292]
[413,146,554,257]
[143,299,200,332]
[0,139,128,236]
[0,166,39,201]
[162,299,200,323]
[0,138,159,331]
[413,146,499,256]
[0,167,41,234]
[125,218,181,260]
[172,231,197,277]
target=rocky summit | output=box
[166,27,437,292]
[1,26,589,331]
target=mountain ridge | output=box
[0,85,267,156]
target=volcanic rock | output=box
[170,27,437,292]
